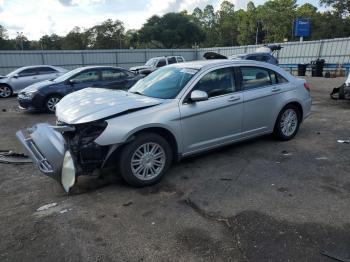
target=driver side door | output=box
[179,66,243,155]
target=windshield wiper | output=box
[129,91,144,96]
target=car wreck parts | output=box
[16,121,113,193]
[330,71,350,100]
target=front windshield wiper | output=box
[129,91,144,96]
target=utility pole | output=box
[255,20,261,45]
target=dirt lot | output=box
[0,77,349,262]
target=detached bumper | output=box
[16,123,75,192]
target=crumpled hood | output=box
[21,80,52,93]
[56,88,163,124]
[0,75,8,81]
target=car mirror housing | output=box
[190,90,208,102]
[68,79,76,85]
[13,74,19,78]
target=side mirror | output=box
[68,79,76,85]
[13,74,19,78]
[190,90,208,102]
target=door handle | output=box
[228,96,241,102]
[271,87,281,92]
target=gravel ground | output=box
[0,76,349,262]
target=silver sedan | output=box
[17,60,311,192]
[0,65,67,98]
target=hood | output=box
[0,75,7,79]
[21,80,53,93]
[56,88,163,124]
[0,75,8,82]
[130,65,152,71]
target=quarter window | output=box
[193,67,236,98]
[241,67,272,90]
[70,70,99,83]
[101,69,126,81]
[177,57,184,62]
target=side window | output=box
[193,67,236,98]
[177,57,184,63]
[168,57,177,64]
[157,59,166,68]
[71,70,99,83]
[38,67,57,75]
[101,69,126,81]
[260,55,270,62]
[241,67,272,90]
[245,55,258,61]
[276,73,288,83]
[18,68,37,77]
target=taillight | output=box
[304,82,311,92]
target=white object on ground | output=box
[36,202,58,212]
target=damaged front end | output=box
[16,120,110,192]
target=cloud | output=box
[58,0,75,6]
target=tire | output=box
[45,95,61,113]
[0,85,13,98]
[339,85,345,100]
[274,104,301,141]
[118,132,173,187]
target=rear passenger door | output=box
[101,68,130,90]
[240,66,287,137]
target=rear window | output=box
[168,57,177,64]
[177,57,184,62]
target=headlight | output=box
[20,90,38,99]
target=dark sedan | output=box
[18,66,143,113]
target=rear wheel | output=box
[45,95,61,113]
[118,132,173,187]
[0,85,12,98]
[274,104,301,141]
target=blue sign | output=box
[294,18,311,37]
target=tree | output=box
[39,34,63,50]
[319,0,350,16]
[61,27,88,50]
[139,13,205,48]
[86,19,125,49]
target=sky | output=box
[0,0,322,40]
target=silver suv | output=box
[129,56,185,75]
[0,65,67,98]
[17,60,311,192]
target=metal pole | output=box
[255,22,259,45]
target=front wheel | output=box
[274,105,301,141]
[0,85,13,98]
[45,95,61,113]
[118,132,173,187]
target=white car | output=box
[0,65,67,98]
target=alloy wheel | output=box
[130,142,166,181]
[0,86,12,98]
[280,109,298,137]
[46,97,61,112]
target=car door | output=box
[10,68,39,90]
[180,66,243,154]
[37,67,60,81]
[240,66,288,137]
[100,68,130,90]
[68,69,101,93]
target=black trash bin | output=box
[297,64,307,76]
[311,59,325,77]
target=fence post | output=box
[41,51,45,64]
[144,49,148,64]
[115,50,118,66]
[317,40,324,59]
[81,51,85,66]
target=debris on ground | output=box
[122,201,133,207]
[59,208,72,214]
[0,150,32,164]
[320,249,350,262]
[315,157,328,160]
[281,150,293,156]
[337,140,350,144]
[36,203,58,212]
[220,178,233,181]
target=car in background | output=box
[0,65,67,98]
[203,44,282,65]
[129,56,185,75]
[17,59,311,193]
[18,66,143,113]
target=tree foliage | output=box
[0,0,349,50]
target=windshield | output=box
[129,66,198,99]
[53,68,83,82]
[145,58,157,66]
